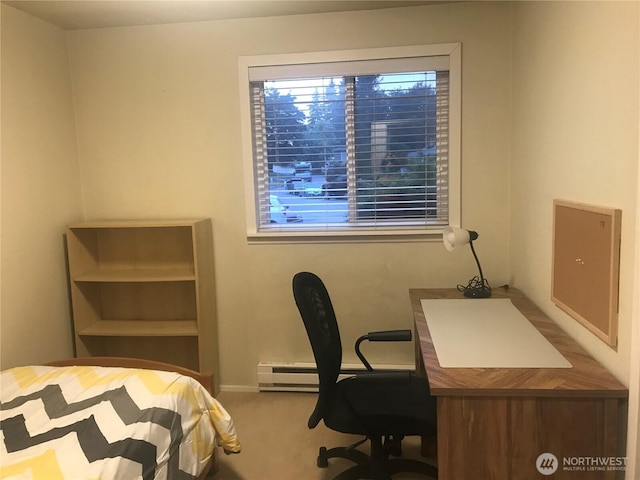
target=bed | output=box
[0,357,241,480]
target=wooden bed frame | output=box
[44,357,217,478]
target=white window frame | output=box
[238,43,461,241]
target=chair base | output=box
[318,444,370,468]
[318,436,438,480]
[334,458,438,480]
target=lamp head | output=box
[443,226,479,252]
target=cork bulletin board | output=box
[551,199,622,347]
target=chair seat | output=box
[324,374,437,437]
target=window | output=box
[239,44,460,239]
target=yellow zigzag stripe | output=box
[208,402,242,453]
[0,449,64,480]
[8,366,198,406]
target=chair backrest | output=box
[292,272,342,428]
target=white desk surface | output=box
[420,298,572,368]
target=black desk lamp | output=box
[443,226,492,298]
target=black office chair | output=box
[292,272,438,480]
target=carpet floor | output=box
[213,391,436,480]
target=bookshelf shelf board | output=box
[74,268,196,282]
[78,320,199,337]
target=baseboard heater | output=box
[257,361,414,392]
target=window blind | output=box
[248,56,451,233]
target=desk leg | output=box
[415,327,436,458]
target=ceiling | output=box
[2,0,443,30]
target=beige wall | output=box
[1,0,637,396]
[0,5,83,368]
[510,1,639,383]
[65,2,513,388]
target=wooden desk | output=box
[411,288,628,480]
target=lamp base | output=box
[463,287,492,298]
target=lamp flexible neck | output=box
[469,240,487,287]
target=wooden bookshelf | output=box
[66,219,219,393]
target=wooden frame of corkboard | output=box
[551,199,622,348]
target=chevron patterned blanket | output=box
[0,365,241,480]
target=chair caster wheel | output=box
[317,447,329,468]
